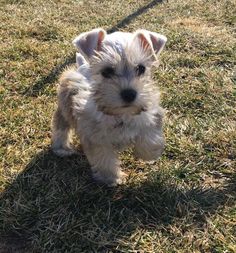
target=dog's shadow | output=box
[0,148,235,252]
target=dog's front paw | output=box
[92,170,127,187]
[52,147,77,157]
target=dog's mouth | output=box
[122,104,148,114]
[99,105,147,116]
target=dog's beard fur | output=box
[89,42,159,116]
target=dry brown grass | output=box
[0,0,235,252]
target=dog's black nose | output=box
[120,89,137,103]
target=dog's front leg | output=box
[134,128,165,161]
[82,142,126,186]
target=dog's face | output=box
[73,29,167,116]
[89,42,154,116]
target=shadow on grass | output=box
[0,149,235,252]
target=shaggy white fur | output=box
[52,28,167,186]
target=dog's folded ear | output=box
[133,30,167,60]
[73,28,107,59]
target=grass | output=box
[0,0,235,252]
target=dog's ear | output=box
[133,30,167,59]
[73,28,106,58]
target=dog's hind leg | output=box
[51,108,76,156]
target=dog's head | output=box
[73,29,167,116]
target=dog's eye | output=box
[101,67,115,78]
[136,64,146,76]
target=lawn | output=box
[0,0,235,252]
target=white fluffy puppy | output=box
[52,28,167,186]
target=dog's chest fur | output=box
[74,99,157,149]
[97,115,139,149]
